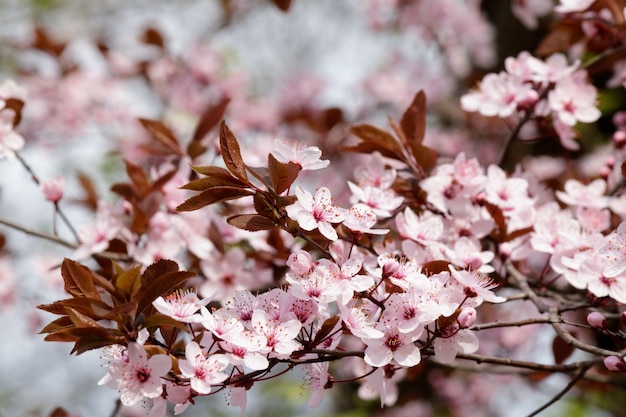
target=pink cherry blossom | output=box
[555,178,609,209]
[305,362,331,409]
[343,204,389,235]
[251,309,302,357]
[178,342,229,394]
[152,289,210,323]
[353,151,397,189]
[286,186,347,241]
[599,221,626,278]
[448,266,506,305]
[271,139,330,170]
[115,343,171,406]
[357,363,407,407]
[511,0,553,29]
[347,182,403,218]
[548,73,601,126]
[363,321,423,367]
[432,328,479,364]
[395,207,444,244]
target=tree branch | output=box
[526,365,591,417]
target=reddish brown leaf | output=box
[72,333,123,355]
[4,98,24,127]
[37,297,112,318]
[505,226,535,242]
[124,159,150,196]
[61,259,100,300]
[189,98,230,151]
[409,142,438,174]
[227,214,279,231]
[271,0,292,11]
[142,313,190,332]
[422,260,452,276]
[311,315,340,348]
[176,186,255,212]
[76,171,99,210]
[219,121,249,182]
[38,316,73,334]
[553,334,575,364]
[141,27,165,49]
[65,307,102,329]
[139,118,183,156]
[535,20,584,57]
[246,165,271,187]
[401,90,426,145]
[48,407,70,417]
[115,265,143,298]
[150,168,178,194]
[348,124,406,162]
[268,154,301,195]
[142,259,181,287]
[181,175,246,191]
[137,270,196,314]
[483,201,507,242]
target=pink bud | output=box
[604,356,626,372]
[457,307,476,328]
[621,311,626,326]
[40,175,65,203]
[287,250,314,276]
[613,131,626,148]
[586,311,606,329]
[498,242,512,259]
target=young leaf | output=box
[227,214,279,231]
[115,265,143,298]
[347,124,406,162]
[310,315,340,348]
[61,259,100,300]
[176,187,255,212]
[142,313,190,333]
[142,259,181,288]
[219,121,249,182]
[139,118,183,156]
[400,90,426,145]
[188,98,230,159]
[268,153,301,194]
[123,159,150,197]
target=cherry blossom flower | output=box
[271,139,330,170]
[357,363,407,407]
[599,221,626,278]
[347,182,403,218]
[152,289,210,323]
[432,328,479,364]
[219,330,269,371]
[286,186,347,241]
[113,343,171,406]
[201,308,246,344]
[395,207,444,245]
[555,178,609,209]
[448,266,506,305]
[178,342,229,394]
[548,73,601,126]
[339,302,384,339]
[305,362,331,409]
[363,322,422,367]
[353,151,397,189]
[343,204,389,235]
[251,309,302,357]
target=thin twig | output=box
[471,316,551,331]
[0,216,77,249]
[525,365,591,417]
[453,352,597,373]
[506,261,550,313]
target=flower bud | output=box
[621,310,626,326]
[457,307,476,328]
[40,175,65,203]
[287,250,314,276]
[586,311,606,330]
[604,356,626,372]
[613,131,626,148]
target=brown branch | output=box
[471,317,551,331]
[453,352,599,373]
[506,260,550,313]
[0,216,77,249]
[526,365,591,417]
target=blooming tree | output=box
[2,1,626,416]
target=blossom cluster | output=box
[2,1,626,417]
